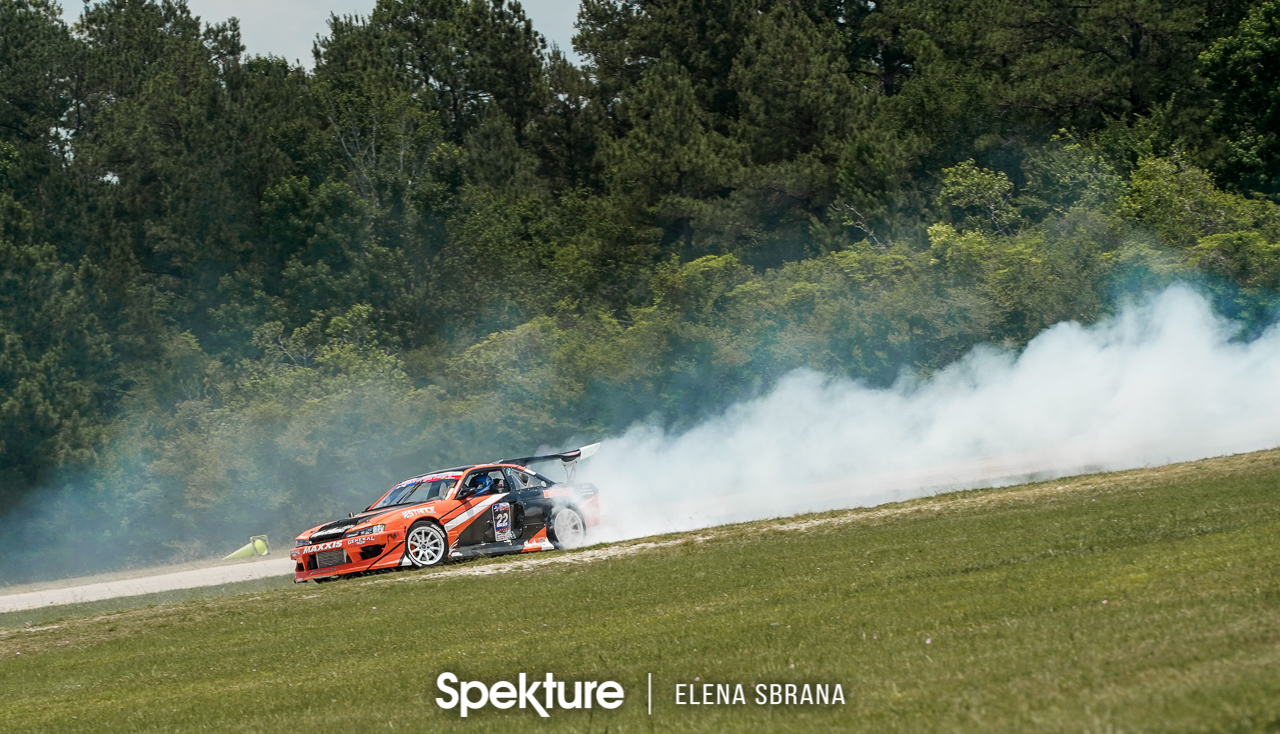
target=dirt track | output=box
[0,558,295,614]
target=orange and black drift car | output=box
[290,444,602,583]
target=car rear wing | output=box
[503,442,600,480]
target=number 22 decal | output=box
[492,502,512,542]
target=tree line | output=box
[2,0,1279,577]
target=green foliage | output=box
[1019,138,1128,216]
[0,239,111,505]
[929,221,1114,340]
[1199,1,1280,196]
[605,56,739,210]
[1192,231,1280,289]
[1121,156,1280,249]
[938,161,1017,233]
[0,1,74,161]
[332,0,547,144]
[3,0,1280,577]
[877,0,1248,162]
[730,4,866,167]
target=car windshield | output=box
[370,477,455,510]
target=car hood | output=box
[300,509,390,543]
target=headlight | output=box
[344,524,385,538]
[295,538,309,547]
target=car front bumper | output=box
[290,530,406,582]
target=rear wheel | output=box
[548,507,586,550]
[405,521,447,567]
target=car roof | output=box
[391,466,473,489]
[392,462,544,489]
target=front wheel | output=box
[548,507,586,550]
[405,521,447,567]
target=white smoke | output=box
[580,285,1280,541]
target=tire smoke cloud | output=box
[582,286,1280,541]
[4,285,1275,585]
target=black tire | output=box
[547,506,587,550]
[404,521,448,567]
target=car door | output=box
[452,469,509,547]
[504,467,546,541]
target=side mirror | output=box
[456,487,473,501]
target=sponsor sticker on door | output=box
[493,502,513,542]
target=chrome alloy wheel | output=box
[406,523,446,567]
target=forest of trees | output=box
[3,0,1280,579]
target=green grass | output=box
[0,574,296,628]
[3,451,1280,732]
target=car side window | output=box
[458,471,482,498]
[421,480,444,501]
[460,469,508,498]
[505,468,533,491]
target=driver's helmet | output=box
[467,473,494,496]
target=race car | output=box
[289,444,601,583]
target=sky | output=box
[60,0,583,67]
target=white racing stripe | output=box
[443,495,502,532]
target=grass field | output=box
[2,450,1280,733]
